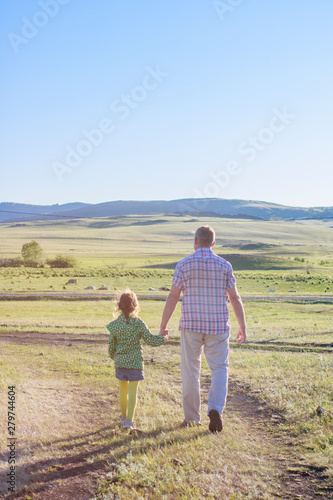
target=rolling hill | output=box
[0,198,332,223]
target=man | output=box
[159,225,246,432]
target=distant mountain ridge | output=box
[0,199,332,223]
[0,202,90,223]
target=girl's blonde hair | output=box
[115,289,139,322]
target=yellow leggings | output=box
[119,380,139,421]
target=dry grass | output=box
[0,285,332,498]
[0,330,332,498]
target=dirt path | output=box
[225,381,332,499]
[1,328,332,499]
[4,377,331,500]
[1,332,331,357]
[0,331,108,345]
[0,291,332,303]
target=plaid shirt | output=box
[173,247,236,335]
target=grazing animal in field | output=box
[66,279,78,285]
[85,286,96,290]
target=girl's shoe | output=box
[123,418,135,429]
[120,416,126,424]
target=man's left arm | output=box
[227,285,246,344]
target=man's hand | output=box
[236,328,246,344]
[159,284,181,342]
[228,286,246,344]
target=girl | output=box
[107,290,167,430]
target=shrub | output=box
[294,257,305,262]
[0,257,24,267]
[23,260,43,268]
[21,240,44,264]
[46,255,77,268]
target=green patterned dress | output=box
[107,314,165,370]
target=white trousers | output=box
[180,330,229,424]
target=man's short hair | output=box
[195,226,215,247]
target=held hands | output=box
[236,328,246,344]
[159,327,169,342]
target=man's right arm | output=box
[159,284,181,336]
[227,285,246,344]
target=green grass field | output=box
[0,215,332,498]
[1,266,333,295]
[1,215,332,297]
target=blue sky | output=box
[1,0,332,207]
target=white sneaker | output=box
[120,416,125,424]
[123,418,135,429]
